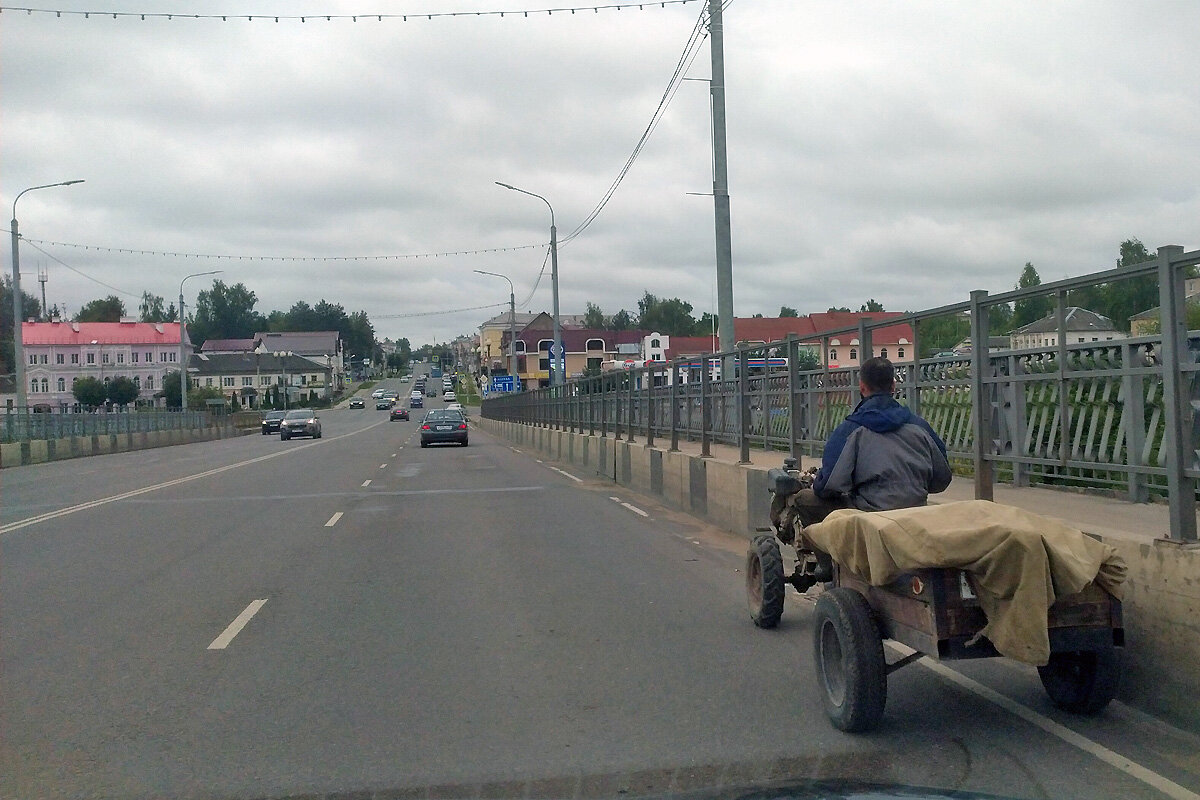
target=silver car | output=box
[280,408,322,440]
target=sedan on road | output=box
[390,406,410,421]
[376,397,394,410]
[349,397,365,409]
[279,409,322,440]
[442,390,457,402]
[419,409,468,447]
[261,410,286,435]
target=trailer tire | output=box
[1038,648,1121,714]
[813,587,887,732]
[746,535,785,628]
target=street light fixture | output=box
[496,181,561,386]
[11,179,84,410]
[474,269,519,387]
[179,270,222,412]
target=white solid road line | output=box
[324,512,343,527]
[207,599,268,651]
[546,465,583,483]
[361,479,372,487]
[379,463,388,469]
[0,420,391,537]
[621,502,649,517]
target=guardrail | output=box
[483,244,1200,542]
[1,408,215,444]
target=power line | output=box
[372,301,507,320]
[0,1,697,23]
[21,239,143,300]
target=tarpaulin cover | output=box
[803,500,1127,665]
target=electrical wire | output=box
[21,239,143,299]
[0,1,697,23]
[372,301,507,320]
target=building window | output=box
[514,340,526,354]
[133,376,140,389]
[40,378,48,393]
[39,354,48,364]
[102,352,110,364]
[132,351,139,363]
[650,338,661,349]
[146,376,154,390]
[849,348,857,361]
[897,347,905,359]
[28,354,36,365]
[117,352,125,364]
[169,352,176,362]
[30,379,38,393]
[829,349,837,361]
[880,348,888,359]
[242,377,252,386]
[86,353,95,365]
[587,357,603,370]
[71,354,80,364]
[586,338,605,352]
[205,377,214,387]
[223,377,235,387]
[261,376,271,385]
[57,377,65,392]
[160,352,168,362]
[56,353,64,364]
[145,351,153,362]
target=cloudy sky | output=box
[4,0,1199,345]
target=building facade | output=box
[1010,308,1127,350]
[188,351,333,408]
[20,320,183,410]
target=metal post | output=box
[969,290,993,500]
[738,346,751,464]
[700,354,711,458]
[787,336,800,461]
[1120,340,1148,503]
[645,367,655,448]
[627,370,636,443]
[669,359,680,452]
[709,0,735,356]
[1055,292,1069,470]
[857,320,873,374]
[1156,245,1196,542]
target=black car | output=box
[419,409,468,447]
[349,397,365,409]
[390,407,410,421]
[376,397,394,410]
[261,410,286,435]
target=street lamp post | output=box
[11,180,84,410]
[274,351,293,409]
[474,269,518,388]
[179,270,222,412]
[496,181,561,386]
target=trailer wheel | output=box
[1038,648,1121,714]
[813,587,887,732]
[746,534,785,628]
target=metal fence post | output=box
[700,356,711,458]
[1055,292,1070,471]
[787,336,800,462]
[1121,340,1149,503]
[970,290,994,500]
[1156,244,1196,542]
[1010,353,1030,488]
[645,367,656,448]
[738,346,751,464]
[669,359,680,452]
[627,370,636,442]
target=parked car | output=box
[261,410,287,435]
[390,406,410,421]
[420,409,468,447]
[280,408,322,440]
[349,397,365,409]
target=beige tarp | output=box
[802,500,1127,665]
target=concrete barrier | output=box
[0,424,241,469]
[478,417,1200,731]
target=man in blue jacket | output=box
[786,357,952,533]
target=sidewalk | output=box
[656,434,1189,547]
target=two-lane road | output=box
[3,400,1199,799]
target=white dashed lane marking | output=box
[324,512,343,527]
[361,479,372,487]
[609,496,649,518]
[207,599,268,651]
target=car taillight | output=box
[421,424,431,430]
[458,423,467,430]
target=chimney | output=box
[71,322,80,332]
[119,317,137,324]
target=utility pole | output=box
[709,0,735,355]
[37,266,48,321]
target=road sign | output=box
[491,375,520,393]
[550,343,563,356]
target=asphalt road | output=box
[3,375,1199,799]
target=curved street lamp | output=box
[474,269,518,386]
[496,181,561,385]
[11,179,84,410]
[178,270,222,412]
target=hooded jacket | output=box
[813,392,952,511]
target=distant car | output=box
[390,406,410,421]
[401,375,411,382]
[443,390,456,402]
[261,410,287,435]
[349,397,365,409]
[376,397,394,410]
[446,402,465,415]
[371,388,386,398]
[426,387,436,397]
[410,394,424,408]
[280,408,322,440]
[420,409,468,447]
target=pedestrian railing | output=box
[483,244,1200,542]
[2,408,215,444]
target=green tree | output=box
[72,376,108,408]
[188,280,267,347]
[1011,263,1051,329]
[138,292,175,323]
[106,376,140,406]
[859,299,885,312]
[0,275,41,373]
[636,291,699,336]
[76,295,126,322]
[160,370,184,408]
[583,302,606,329]
[827,306,851,313]
[779,306,799,318]
[796,349,820,370]
[696,312,718,336]
[610,309,633,331]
